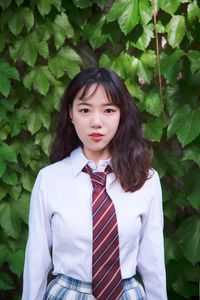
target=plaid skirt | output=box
[44,274,146,300]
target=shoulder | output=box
[142,168,161,196]
[147,168,160,184]
[38,156,72,182]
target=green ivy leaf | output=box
[133,23,154,51]
[172,274,192,299]
[143,117,164,141]
[15,0,24,6]
[144,91,161,116]
[7,249,24,277]
[0,126,10,142]
[156,20,165,33]
[187,50,200,74]
[72,0,92,8]
[49,46,82,79]
[160,49,184,84]
[137,60,152,83]
[0,245,9,265]
[37,0,61,16]
[125,79,145,101]
[0,161,6,177]
[139,0,153,25]
[182,146,200,167]
[0,33,8,52]
[27,110,42,134]
[167,105,200,146]
[8,7,34,35]
[101,52,134,80]
[176,216,200,265]
[173,188,187,209]
[10,33,38,67]
[53,12,74,49]
[0,186,7,201]
[8,185,22,201]
[37,21,54,41]
[41,90,60,112]
[154,148,186,179]
[0,59,19,97]
[140,50,156,68]
[84,15,108,49]
[0,102,7,122]
[29,160,47,173]
[35,132,52,156]
[0,98,14,112]
[107,0,139,35]
[2,168,18,186]
[21,172,35,192]
[0,203,21,239]
[16,108,29,124]
[187,0,200,23]
[0,272,14,290]
[159,0,180,15]
[184,169,200,210]
[39,109,51,129]
[0,74,10,97]
[187,183,200,210]
[0,0,12,9]
[16,141,40,166]
[23,66,56,95]
[14,192,30,225]
[38,40,49,59]
[7,238,20,252]
[10,116,22,137]
[166,15,186,48]
[163,201,176,221]
[165,237,181,265]
[0,143,17,163]
[26,107,51,134]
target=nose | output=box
[90,113,102,128]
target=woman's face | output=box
[70,84,120,164]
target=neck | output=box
[83,148,111,167]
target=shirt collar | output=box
[69,147,111,176]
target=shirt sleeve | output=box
[22,170,52,300]
[136,171,168,300]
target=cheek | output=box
[73,116,87,128]
[112,115,120,131]
[71,111,82,124]
[73,118,87,138]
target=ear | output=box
[69,105,73,121]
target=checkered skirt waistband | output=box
[44,274,146,300]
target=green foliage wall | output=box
[0,0,200,299]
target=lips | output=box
[90,133,103,141]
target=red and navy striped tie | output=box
[83,164,123,300]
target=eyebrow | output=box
[76,102,117,107]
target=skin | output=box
[70,84,121,165]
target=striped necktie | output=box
[82,164,123,300]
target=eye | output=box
[105,108,115,113]
[80,108,89,113]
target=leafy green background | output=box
[0,0,200,299]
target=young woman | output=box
[22,67,167,300]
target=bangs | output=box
[78,81,121,107]
[103,81,122,107]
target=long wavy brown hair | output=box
[50,67,152,192]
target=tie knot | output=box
[82,164,112,188]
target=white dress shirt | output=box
[22,147,167,300]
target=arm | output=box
[22,171,52,300]
[137,171,168,300]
